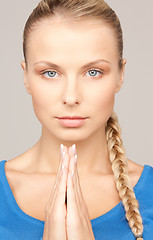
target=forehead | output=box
[27,17,118,63]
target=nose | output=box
[62,77,82,106]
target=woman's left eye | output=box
[86,69,103,78]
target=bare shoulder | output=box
[5,155,29,173]
[5,144,37,173]
[127,158,144,188]
[127,158,144,173]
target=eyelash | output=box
[41,68,104,79]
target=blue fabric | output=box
[0,159,153,240]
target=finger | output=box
[51,145,68,194]
[51,152,68,203]
[67,170,81,225]
[47,147,65,204]
[69,145,87,216]
[68,144,76,157]
[57,145,68,179]
[68,146,93,235]
[74,160,94,234]
[70,152,85,219]
[52,151,70,203]
[75,164,88,214]
[47,152,69,217]
[72,151,90,221]
[75,164,93,235]
[68,146,81,214]
[68,146,81,204]
[67,149,81,223]
[46,145,68,209]
[54,161,68,208]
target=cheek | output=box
[91,81,116,122]
[30,81,56,120]
[98,85,114,108]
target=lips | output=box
[57,116,88,120]
[56,117,88,127]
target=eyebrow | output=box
[33,59,111,70]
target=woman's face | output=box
[21,17,126,142]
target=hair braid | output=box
[105,111,144,239]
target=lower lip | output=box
[56,118,88,127]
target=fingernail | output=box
[74,154,77,164]
[62,151,66,161]
[72,144,76,155]
[60,144,64,155]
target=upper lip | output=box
[57,116,88,119]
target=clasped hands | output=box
[42,144,95,240]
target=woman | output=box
[0,0,153,239]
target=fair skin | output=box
[21,17,125,175]
[5,16,144,239]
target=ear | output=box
[115,58,127,93]
[21,60,32,95]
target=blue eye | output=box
[42,71,58,78]
[87,69,102,78]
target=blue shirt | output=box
[0,159,153,240]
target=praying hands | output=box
[42,144,95,240]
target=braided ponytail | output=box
[106,111,144,239]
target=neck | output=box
[30,125,112,175]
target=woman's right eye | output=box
[41,70,59,78]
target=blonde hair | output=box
[22,0,144,238]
